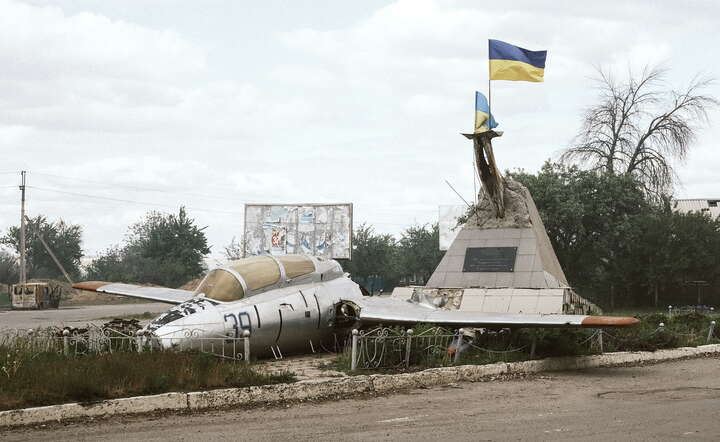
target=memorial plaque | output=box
[462,247,517,272]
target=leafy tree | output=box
[397,223,444,285]
[87,207,210,288]
[666,211,720,288]
[342,223,399,292]
[619,208,675,307]
[1,216,83,280]
[511,162,648,302]
[616,208,720,307]
[510,162,720,309]
[0,250,19,285]
[85,246,134,284]
[561,66,716,198]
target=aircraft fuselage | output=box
[143,276,362,358]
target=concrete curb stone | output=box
[3,346,720,428]
[0,393,187,428]
[455,362,507,382]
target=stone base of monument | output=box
[392,178,598,315]
[390,286,597,315]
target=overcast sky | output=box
[1,0,719,262]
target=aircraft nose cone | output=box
[143,298,225,348]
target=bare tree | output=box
[562,66,717,197]
[223,236,248,260]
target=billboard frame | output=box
[243,202,353,260]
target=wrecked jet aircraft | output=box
[73,254,639,358]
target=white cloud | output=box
[0,0,718,259]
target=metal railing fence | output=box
[348,319,720,371]
[0,325,251,363]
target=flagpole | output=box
[488,78,491,127]
[487,39,492,127]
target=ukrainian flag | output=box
[489,39,546,82]
[474,91,497,133]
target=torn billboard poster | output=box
[244,203,353,259]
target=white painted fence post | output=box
[707,321,716,343]
[351,329,359,371]
[243,330,251,364]
[454,329,464,364]
[530,335,537,359]
[135,331,143,353]
[62,329,70,356]
[598,329,604,354]
[405,329,414,369]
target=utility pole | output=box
[25,215,74,284]
[19,170,27,284]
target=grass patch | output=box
[0,349,295,411]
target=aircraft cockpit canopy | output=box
[195,268,244,302]
[195,254,317,302]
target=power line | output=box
[26,186,430,228]
[27,186,245,215]
[31,171,271,204]
[31,172,440,215]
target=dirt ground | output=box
[3,357,720,441]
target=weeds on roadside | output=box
[0,348,295,411]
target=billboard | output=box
[243,203,353,259]
[438,205,466,251]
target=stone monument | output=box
[393,131,597,315]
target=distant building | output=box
[79,255,98,268]
[673,199,720,219]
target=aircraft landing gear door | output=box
[277,290,321,350]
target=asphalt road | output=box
[4,357,720,441]
[0,303,169,330]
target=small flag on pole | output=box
[489,39,547,82]
[474,91,497,134]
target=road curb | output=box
[3,344,719,428]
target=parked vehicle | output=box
[11,281,61,309]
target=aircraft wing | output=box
[354,296,638,328]
[73,281,195,305]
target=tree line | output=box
[339,223,444,292]
[0,209,444,292]
[544,65,719,307]
[0,208,210,289]
[510,163,720,308]
[1,182,718,309]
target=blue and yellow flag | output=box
[474,91,497,133]
[489,39,546,82]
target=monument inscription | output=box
[462,247,517,273]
